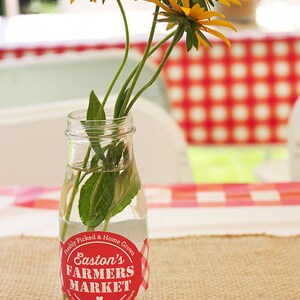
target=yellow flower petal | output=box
[181,0,190,8]
[230,0,243,7]
[169,0,181,13]
[204,27,232,47]
[190,4,225,20]
[191,6,225,20]
[218,0,231,7]
[146,0,172,13]
[180,6,191,16]
[200,19,237,31]
[189,4,205,18]
[166,22,176,30]
[187,4,203,18]
[218,0,243,7]
[195,32,211,49]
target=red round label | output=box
[60,231,143,300]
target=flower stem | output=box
[125,25,184,114]
[60,146,92,242]
[113,29,176,118]
[61,0,130,241]
[149,31,177,57]
[100,0,130,112]
[118,5,160,117]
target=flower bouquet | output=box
[59,0,242,299]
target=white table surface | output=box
[1,205,300,239]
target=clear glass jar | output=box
[59,109,149,300]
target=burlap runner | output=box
[0,235,300,299]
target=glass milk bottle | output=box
[59,109,149,300]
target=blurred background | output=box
[0,0,299,184]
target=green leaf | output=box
[186,29,194,52]
[114,141,126,164]
[106,141,126,169]
[78,173,100,225]
[173,25,185,45]
[195,27,212,48]
[192,32,199,49]
[114,88,129,118]
[91,143,105,162]
[79,171,117,228]
[89,171,117,228]
[87,90,105,121]
[90,153,100,170]
[86,90,106,161]
[107,159,141,219]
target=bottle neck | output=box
[66,109,135,172]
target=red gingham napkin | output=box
[1,182,300,210]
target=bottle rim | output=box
[66,109,135,139]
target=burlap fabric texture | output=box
[0,235,300,300]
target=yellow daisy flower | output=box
[147,0,237,50]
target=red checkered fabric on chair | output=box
[143,36,300,145]
[1,33,299,145]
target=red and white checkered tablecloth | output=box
[1,182,299,210]
[1,31,299,145]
